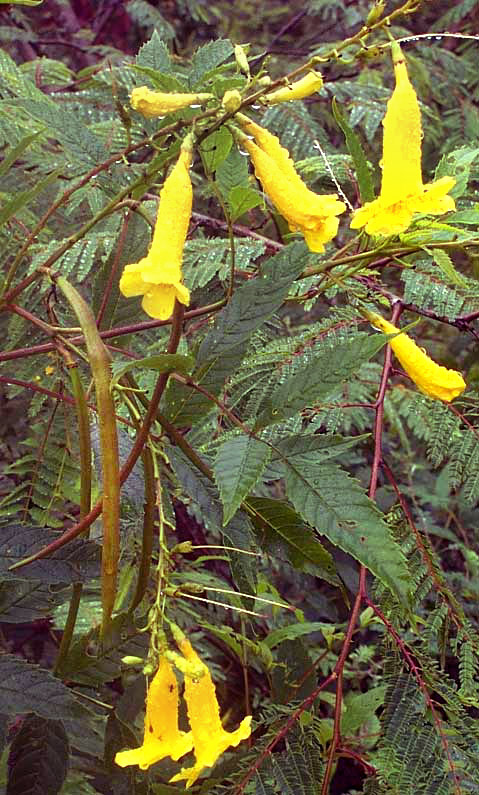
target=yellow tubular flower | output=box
[237,116,345,252]
[170,638,252,788]
[115,656,193,770]
[264,70,323,104]
[350,43,455,236]
[119,142,192,320]
[368,311,466,402]
[130,86,213,118]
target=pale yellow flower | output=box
[119,142,192,320]
[130,86,212,118]
[115,656,193,770]
[264,71,323,104]
[170,637,252,788]
[367,311,466,402]
[237,115,345,252]
[350,43,455,236]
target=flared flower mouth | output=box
[366,311,466,402]
[118,143,193,320]
[351,176,456,237]
[237,116,345,252]
[350,43,455,237]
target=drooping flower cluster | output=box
[115,634,252,787]
[237,114,346,252]
[350,43,456,236]
[115,655,193,770]
[119,139,192,321]
[366,311,466,402]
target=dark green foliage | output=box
[7,714,69,795]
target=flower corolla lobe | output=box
[350,45,455,236]
[119,145,192,320]
[114,655,193,770]
[170,638,252,788]
[368,311,466,402]
[130,86,212,118]
[238,116,345,252]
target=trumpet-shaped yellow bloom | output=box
[350,44,455,236]
[368,311,466,402]
[264,71,323,104]
[115,656,193,770]
[130,86,212,118]
[119,144,192,320]
[170,638,252,788]
[238,116,345,252]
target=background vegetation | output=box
[1,1,479,793]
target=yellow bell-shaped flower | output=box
[130,86,213,118]
[119,138,193,320]
[170,636,252,788]
[350,43,455,236]
[263,71,323,104]
[115,655,193,770]
[237,115,345,252]
[367,311,466,402]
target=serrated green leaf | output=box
[247,496,338,584]
[198,242,310,362]
[130,64,185,93]
[435,145,479,198]
[216,146,250,197]
[430,248,468,287]
[270,332,387,421]
[15,99,107,168]
[136,29,172,73]
[214,435,271,525]
[0,525,100,583]
[275,433,369,465]
[56,613,148,686]
[0,656,88,719]
[264,621,330,650]
[0,581,69,623]
[189,39,234,87]
[0,132,41,179]
[111,353,194,389]
[7,714,68,795]
[168,447,257,595]
[341,686,387,736]
[228,185,262,220]
[201,127,233,173]
[166,243,309,425]
[284,460,410,604]
[127,0,174,40]
[0,170,60,230]
[332,97,375,202]
[164,341,248,425]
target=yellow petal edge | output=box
[350,43,455,236]
[119,142,192,320]
[367,311,466,402]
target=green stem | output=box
[130,443,156,612]
[9,302,185,573]
[53,363,92,674]
[57,277,120,641]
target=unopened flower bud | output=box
[234,44,250,77]
[264,71,323,104]
[165,650,205,680]
[222,89,242,113]
[366,0,386,26]
[121,655,144,666]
